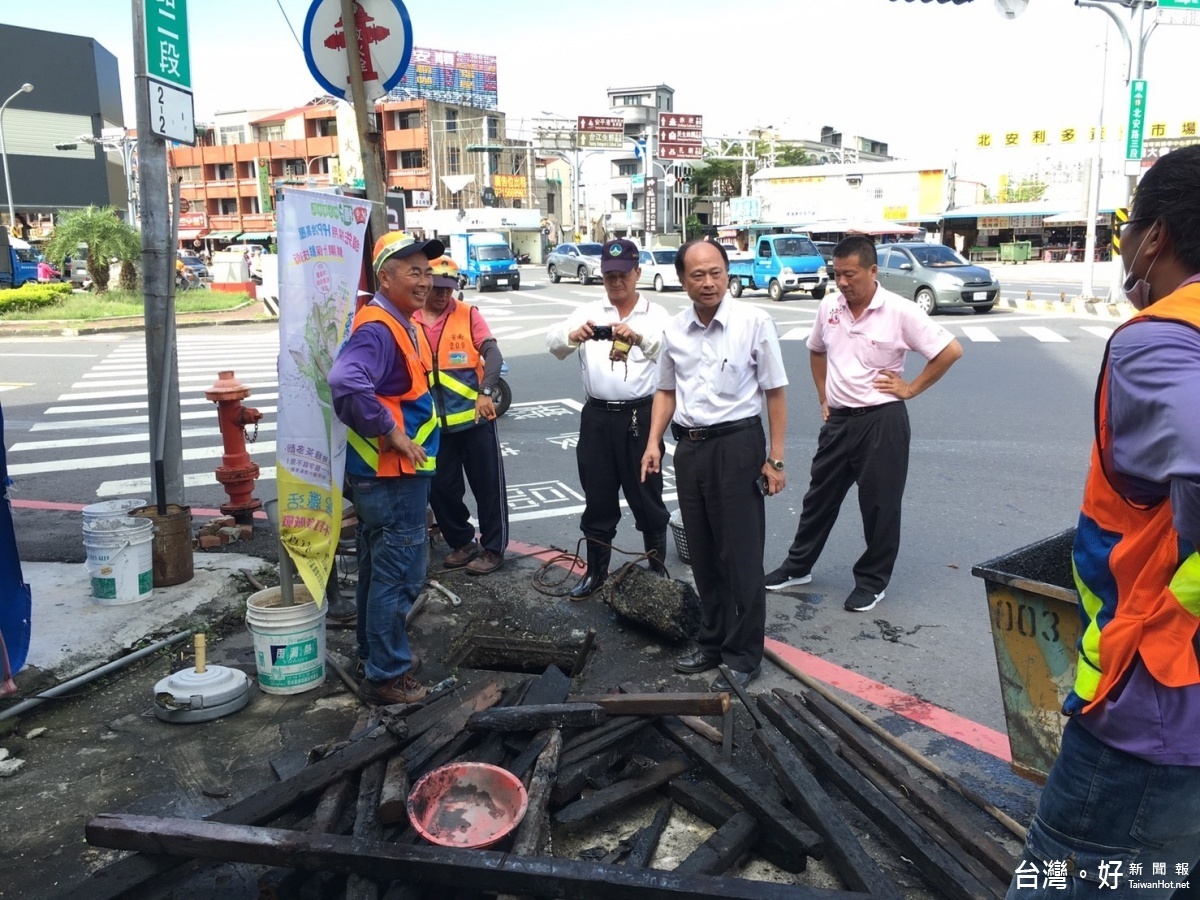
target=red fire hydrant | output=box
[205,370,263,521]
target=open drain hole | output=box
[448,633,587,675]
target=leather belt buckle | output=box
[850,407,867,417]
[688,428,707,441]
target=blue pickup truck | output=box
[727,234,828,301]
[0,236,39,289]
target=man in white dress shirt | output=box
[641,239,788,691]
[547,239,675,597]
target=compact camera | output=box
[589,325,614,341]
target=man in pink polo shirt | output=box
[765,235,962,612]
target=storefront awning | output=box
[1042,211,1112,225]
[177,228,206,241]
[238,232,275,241]
[205,230,243,241]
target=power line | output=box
[275,0,303,51]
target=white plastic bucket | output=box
[82,516,155,605]
[82,499,147,526]
[246,585,326,695]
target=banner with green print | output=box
[276,188,371,606]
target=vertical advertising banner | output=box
[276,188,371,605]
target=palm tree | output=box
[43,206,140,292]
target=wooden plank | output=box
[677,715,723,744]
[758,694,999,900]
[346,757,388,899]
[467,703,605,733]
[87,814,865,899]
[73,724,403,900]
[401,680,507,773]
[570,627,596,677]
[554,757,691,827]
[799,690,1018,885]
[505,731,552,780]
[560,718,648,768]
[551,744,631,806]
[841,743,1008,900]
[673,811,759,876]
[521,665,572,707]
[752,713,902,900]
[657,717,824,863]
[257,776,355,900]
[377,754,410,827]
[570,692,730,717]
[626,799,674,869]
[509,730,562,857]
[663,780,799,875]
[562,715,639,754]
[717,665,767,730]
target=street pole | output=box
[644,127,654,247]
[0,82,33,237]
[339,0,388,241]
[133,0,183,507]
[1082,33,1109,299]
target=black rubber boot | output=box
[569,541,611,599]
[643,529,669,577]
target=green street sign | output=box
[1158,0,1200,8]
[1126,80,1147,160]
[144,0,191,90]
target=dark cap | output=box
[600,238,640,274]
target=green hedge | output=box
[0,281,74,313]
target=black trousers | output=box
[429,418,508,554]
[782,401,910,594]
[674,420,767,673]
[576,402,668,544]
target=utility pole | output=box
[133,0,183,507]
[339,0,388,240]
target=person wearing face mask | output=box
[1006,146,1200,898]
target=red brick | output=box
[198,535,223,549]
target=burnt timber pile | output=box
[74,662,1021,900]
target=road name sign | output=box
[144,0,191,90]
[1126,80,1147,160]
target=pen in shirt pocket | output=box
[721,358,727,371]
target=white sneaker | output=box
[765,567,813,590]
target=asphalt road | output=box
[1,274,1110,747]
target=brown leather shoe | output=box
[443,542,480,569]
[466,549,503,575]
[355,654,419,681]
[358,672,428,706]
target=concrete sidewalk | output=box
[18,552,264,683]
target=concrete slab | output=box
[21,553,265,680]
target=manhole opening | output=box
[449,632,584,675]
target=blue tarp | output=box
[1,399,32,693]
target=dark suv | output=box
[547,243,604,285]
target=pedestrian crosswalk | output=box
[7,334,281,499]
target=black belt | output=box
[587,395,653,412]
[828,401,902,418]
[671,416,759,442]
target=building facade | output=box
[0,23,127,239]
[168,98,535,246]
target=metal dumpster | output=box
[972,528,1080,784]
[999,241,1032,264]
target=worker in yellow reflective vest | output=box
[329,232,442,707]
[416,257,508,575]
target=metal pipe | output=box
[0,83,34,234]
[0,629,194,722]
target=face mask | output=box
[1122,226,1162,310]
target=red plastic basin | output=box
[407,762,529,849]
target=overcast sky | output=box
[6,0,1197,160]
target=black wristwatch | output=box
[767,458,785,470]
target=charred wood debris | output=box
[68,641,1025,900]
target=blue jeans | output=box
[1007,719,1200,899]
[349,473,430,683]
